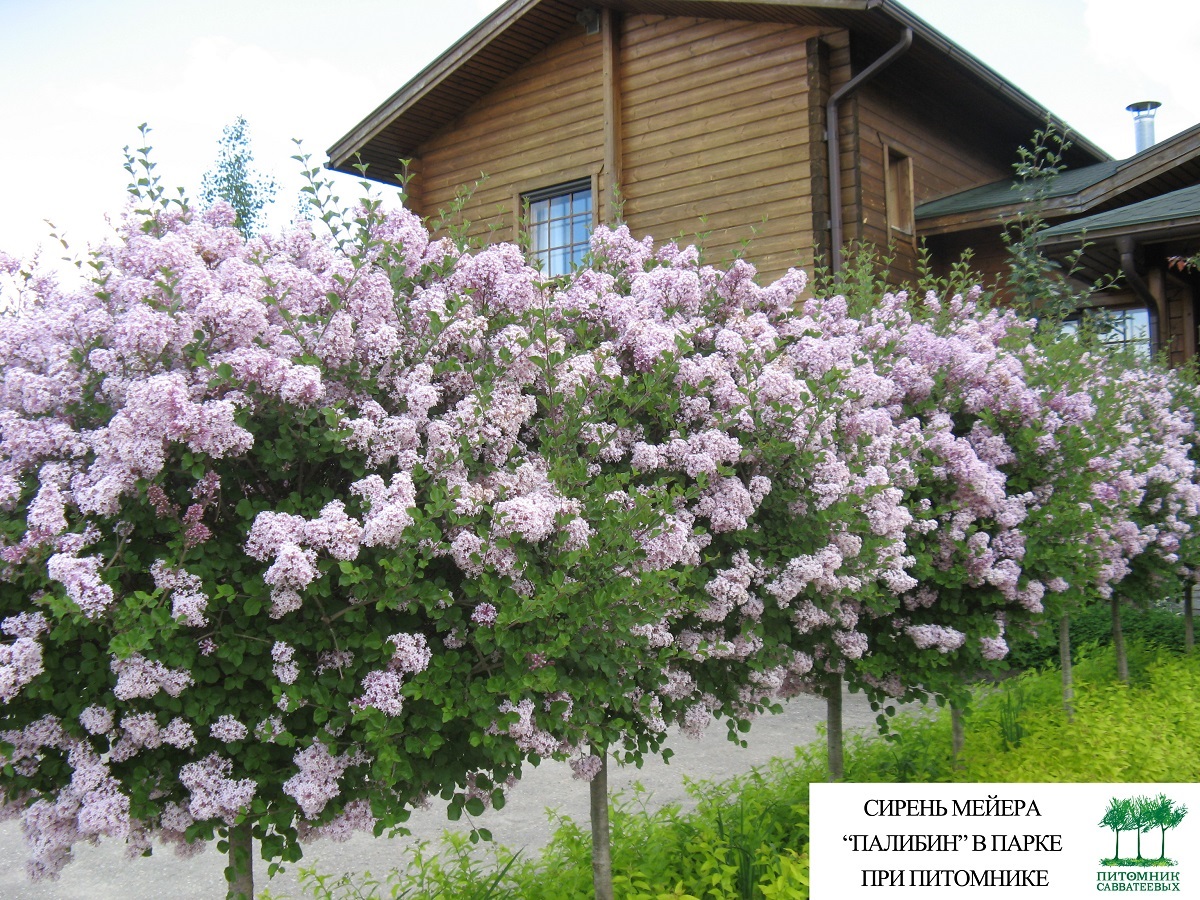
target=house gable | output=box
[394,11,839,277]
[331,0,1109,178]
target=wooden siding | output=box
[857,78,1013,284]
[924,227,1010,290]
[414,25,605,246]
[619,15,824,279]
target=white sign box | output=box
[810,783,1198,898]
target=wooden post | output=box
[1149,267,1169,354]
[1179,276,1197,361]
[826,675,844,781]
[600,9,623,224]
[590,746,614,900]
[806,36,831,267]
[950,704,965,764]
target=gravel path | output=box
[0,687,893,899]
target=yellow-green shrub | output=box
[282,645,1199,900]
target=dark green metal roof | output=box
[1039,182,1200,241]
[916,160,1121,220]
[918,122,1200,226]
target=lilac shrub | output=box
[847,284,1200,710]
[532,249,927,778]
[1077,356,1200,680]
[840,288,1081,710]
[632,286,918,758]
[0,198,539,883]
[0,172,747,892]
[653,282,1069,766]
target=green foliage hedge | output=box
[1006,603,1189,669]
[275,645,1200,900]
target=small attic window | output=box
[524,180,593,276]
[885,146,915,237]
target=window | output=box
[885,147,914,237]
[1061,306,1152,357]
[524,180,593,276]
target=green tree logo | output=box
[1100,797,1133,862]
[1100,794,1187,866]
[1146,793,1188,863]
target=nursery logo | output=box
[1095,794,1187,893]
[1098,794,1187,866]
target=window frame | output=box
[884,144,916,241]
[515,175,599,277]
[1061,304,1153,358]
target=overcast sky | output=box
[2,0,1198,262]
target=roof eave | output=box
[1039,217,1200,251]
[328,0,546,171]
[917,205,1020,236]
[918,200,1097,236]
[919,125,1200,235]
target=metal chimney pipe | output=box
[1126,101,1161,153]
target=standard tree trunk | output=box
[1111,595,1129,684]
[589,747,614,900]
[1059,613,1074,721]
[225,821,254,900]
[1185,584,1194,654]
[950,703,965,765]
[826,675,844,781]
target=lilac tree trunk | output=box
[1060,613,1074,721]
[225,821,253,900]
[950,704,965,764]
[1185,585,1194,654]
[1112,595,1129,684]
[590,747,613,900]
[826,676,844,781]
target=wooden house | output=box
[328,0,1107,281]
[328,0,1200,357]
